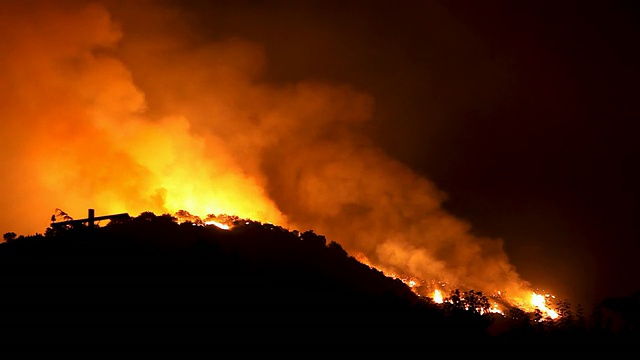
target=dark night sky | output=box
[177,0,640,308]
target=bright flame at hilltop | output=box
[173,211,238,230]
[0,0,562,320]
[206,220,230,230]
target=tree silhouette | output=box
[444,289,491,315]
[2,232,16,242]
[464,290,491,314]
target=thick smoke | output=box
[0,1,532,299]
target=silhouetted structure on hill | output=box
[49,208,130,229]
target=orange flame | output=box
[205,220,230,230]
[433,289,444,304]
[530,292,559,319]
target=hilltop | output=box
[0,212,635,356]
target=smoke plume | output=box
[0,0,533,301]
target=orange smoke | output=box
[0,0,286,234]
[0,0,550,311]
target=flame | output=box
[488,303,504,315]
[173,211,237,230]
[530,292,559,319]
[205,220,230,230]
[433,289,444,304]
[354,253,559,319]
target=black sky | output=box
[170,0,640,308]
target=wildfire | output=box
[0,0,568,328]
[353,252,560,320]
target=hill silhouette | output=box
[0,212,636,356]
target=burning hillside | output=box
[1,0,563,322]
[176,209,561,319]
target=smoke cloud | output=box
[0,0,534,301]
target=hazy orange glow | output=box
[0,0,561,319]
